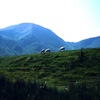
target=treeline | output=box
[0,76,100,100]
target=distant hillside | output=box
[72,36,100,49]
[0,34,19,56]
[0,23,68,56]
[0,23,100,56]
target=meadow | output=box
[0,48,100,99]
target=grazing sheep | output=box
[40,49,45,54]
[59,46,65,51]
[45,48,51,52]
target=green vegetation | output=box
[0,48,100,99]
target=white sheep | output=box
[40,49,45,54]
[59,46,65,51]
[45,48,51,52]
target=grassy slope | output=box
[0,48,100,89]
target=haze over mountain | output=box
[0,23,67,56]
[0,23,100,56]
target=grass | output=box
[0,48,100,89]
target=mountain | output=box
[71,36,100,49]
[0,23,68,56]
[0,33,19,56]
[0,23,100,56]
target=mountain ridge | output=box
[0,23,100,56]
[71,36,100,49]
[0,23,67,56]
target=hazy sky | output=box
[0,0,100,42]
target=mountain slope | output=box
[0,34,20,56]
[0,23,100,56]
[69,36,100,49]
[0,48,100,85]
[0,48,100,100]
[0,23,68,56]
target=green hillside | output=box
[0,48,100,86]
[0,48,100,100]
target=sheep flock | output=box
[40,46,65,54]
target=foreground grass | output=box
[0,48,100,88]
[0,48,100,99]
[0,75,99,100]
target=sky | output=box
[0,0,100,42]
